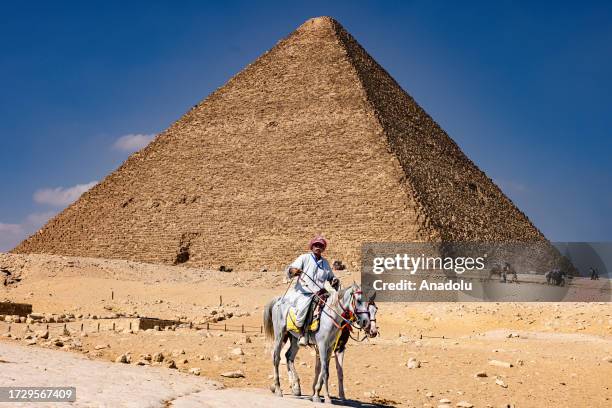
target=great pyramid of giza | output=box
[12,17,547,271]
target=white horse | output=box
[263,283,372,403]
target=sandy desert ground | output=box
[1,253,611,407]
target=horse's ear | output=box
[369,291,377,302]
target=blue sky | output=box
[1,1,611,251]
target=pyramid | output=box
[12,17,547,271]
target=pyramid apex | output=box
[297,16,340,31]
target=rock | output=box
[245,336,252,343]
[220,370,245,378]
[495,377,508,388]
[35,330,49,339]
[171,349,185,357]
[94,344,109,350]
[456,402,474,408]
[426,392,434,398]
[166,360,177,369]
[122,329,133,334]
[115,354,129,364]
[135,360,150,366]
[364,390,379,399]
[489,360,513,368]
[2,333,11,338]
[189,367,201,376]
[25,339,37,346]
[140,354,152,361]
[602,356,612,363]
[439,398,451,404]
[152,352,164,362]
[231,347,244,356]
[54,340,64,347]
[515,359,524,366]
[407,357,421,369]
[474,371,487,378]
[179,359,188,364]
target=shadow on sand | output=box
[290,394,396,407]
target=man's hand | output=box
[289,268,302,277]
[330,277,340,290]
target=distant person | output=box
[500,262,508,283]
[286,236,339,346]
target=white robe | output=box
[285,252,336,327]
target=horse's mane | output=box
[337,283,358,305]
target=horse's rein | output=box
[298,271,367,331]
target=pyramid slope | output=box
[332,20,544,242]
[13,17,544,271]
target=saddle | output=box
[287,289,329,334]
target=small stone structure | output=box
[0,302,32,317]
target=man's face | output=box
[311,243,324,256]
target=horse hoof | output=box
[324,397,333,404]
[311,396,321,403]
[292,387,301,397]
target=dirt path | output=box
[0,341,316,408]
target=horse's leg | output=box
[321,346,333,404]
[285,336,301,396]
[312,347,321,398]
[335,350,345,400]
[270,331,285,396]
[313,345,332,404]
[312,348,321,400]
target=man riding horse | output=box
[286,235,339,346]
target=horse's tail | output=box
[263,296,279,341]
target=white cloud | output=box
[0,226,23,252]
[0,223,23,236]
[33,181,97,207]
[112,133,155,152]
[24,211,58,226]
[0,211,57,252]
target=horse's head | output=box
[341,283,374,335]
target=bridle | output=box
[296,270,374,336]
